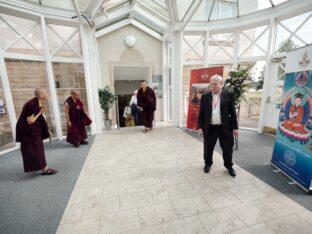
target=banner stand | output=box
[271,162,312,195]
[186,66,223,130]
[270,45,312,195]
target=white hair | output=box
[210,74,223,83]
[133,90,138,95]
[34,88,47,98]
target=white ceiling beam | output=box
[177,0,203,31]
[70,0,85,24]
[137,1,168,22]
[87,0,106,21]
[165,0,174,24]
[95,18,130,38]
[95,17,163,41]
[130,0,137,6]
[170,0,179,23]
[94,3,168,32]
[133,5,168,29]
[130,19,163,41]
[0,0,78,25]
[94,4,132,29]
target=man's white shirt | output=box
[211,91,222,125]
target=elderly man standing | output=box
[197,75,238,177]
[64,89,92,148]
[16,88,57,175]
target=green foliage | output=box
[278,39,298,53]
[224,65,251,107]
[98,86,117,120]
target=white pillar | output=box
[204,30,209,67]
[171,31,183,127]
[40,16,62,140]
[162,40,168,122]
[258,17,277,133]
[0,51,17,139]
[80,25,101,134]
[233,30,240,68]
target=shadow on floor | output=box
[184,128,312,212]
[0,136,94,234]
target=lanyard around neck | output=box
[212,94,220,109]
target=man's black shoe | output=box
[228,167,236,177]
[204,165,211,173]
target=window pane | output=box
[208,33,234,61]
[0,78,15,151]
[5,59,56,136]
[191,0,214,21]
[239,25,269,58]
[52,63,89,136]
[48,24,81,58]
[0,14,43,55]
[210,0,237,21]
[177,0,194,20]
[238,61,265,129]
[183,35,204,61]
[239,0,271,16]
[137,0,168,18]
[275,11,312,53]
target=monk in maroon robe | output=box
[137,80,156,133]
[16,88,57,175]
[64,90,92,147]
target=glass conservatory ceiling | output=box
[4,0,292,32]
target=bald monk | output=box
[16,88,57,175]
[137,80,156,133]
[64,90,92,148]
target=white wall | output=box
[97,25,163,122]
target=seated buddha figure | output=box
[281,92,309,135]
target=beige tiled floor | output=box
[57,125,312,234]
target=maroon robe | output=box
[65,97,92,144]
[16,98,50,172]
[137,87,156,128]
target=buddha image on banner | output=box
[186,66,223,130]
[271,46,312,193]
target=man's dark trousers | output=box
[203,124,234,169]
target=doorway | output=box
[113,66,150,128]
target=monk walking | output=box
[64,90,92,147]
[16,88,57,175]
[137,80,156,133]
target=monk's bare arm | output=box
[27,109,42,125]
[64,102,71,127]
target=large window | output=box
[0,13,43,56]
[0,77,14,151]
[5,59,56,136]
[183,35,204,62]
[52,62,89,136]
[239,25,269,58]
[275,11,312,54]
[47,24,82,58]
[208,32,234,61]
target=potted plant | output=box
[223,65,251,149]
[98,86,117,130]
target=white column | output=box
[204,30,209,67]
[171,31,183,127]
[258,17,277,133]
[233,30,240,68]
[80,25,99,135]
[162,40,168,122]
[92,31,104,132]
[0,51,17,139]
[40,16,62,140]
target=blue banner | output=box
[271,46,312,192]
